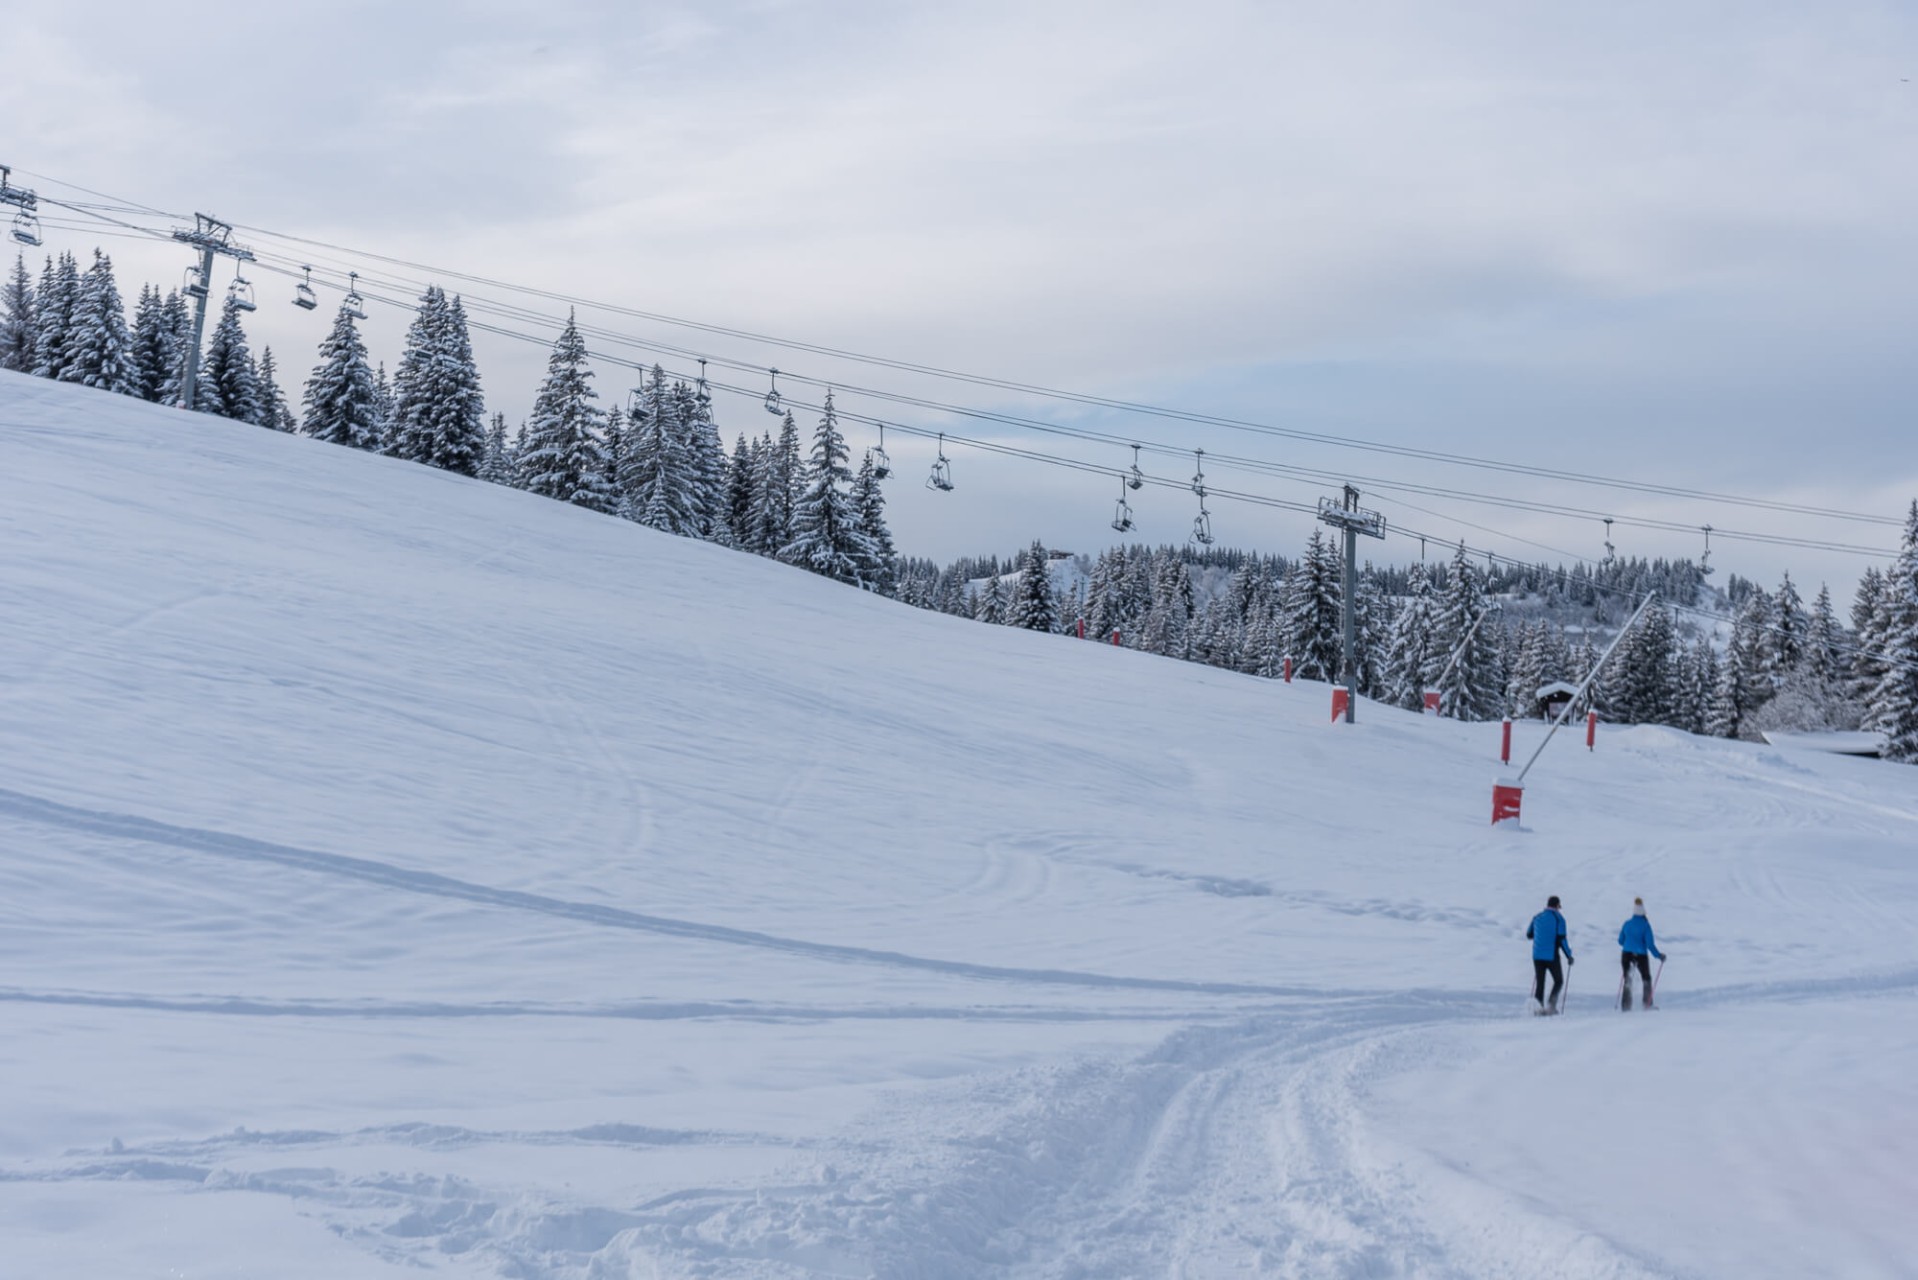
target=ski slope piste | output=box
[1,369,1914,1278]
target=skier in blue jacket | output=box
[1618,896,1667,1010]
[1526,895,1574,1014]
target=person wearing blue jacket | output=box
[1618,896,1667,1010]
[1526,895,1574,1014]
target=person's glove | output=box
[1656,951,1667,961]
[1567,955,1576,966]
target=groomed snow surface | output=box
[2,369,1914,1278]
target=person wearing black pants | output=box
[1526,894,1574,1014]
[1617,896,1667,1010]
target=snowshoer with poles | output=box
[1527,895,1574,1015]
[1617,896,1667,1010]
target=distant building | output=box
[1534,681,1580,721]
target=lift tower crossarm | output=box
[169,214,256,412]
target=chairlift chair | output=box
[0,167,39,247]
[228,272,257,313]
[1191,508,1215,546]
[293,266,318,311]
[871,423,893,480]
[1127,443,1144,491]
[183,264,208,299]
[1111,475,1134,532]
[343,271,366,320]
[926,433,955,492]
[764,368,784,416]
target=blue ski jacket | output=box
[1619,915,1665,960]
[1527,909,1572,962]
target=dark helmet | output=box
[1547,895,1561,908]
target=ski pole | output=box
[1616,967,1628,1010]
[1651,958,1664,1005]
[1562,961,1571,1014]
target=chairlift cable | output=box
[21,166,1900,531]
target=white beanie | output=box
[1633,896,1646,917]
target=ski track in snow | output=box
[0,783,1328,1000]
[5,990,1813,1278]
[7,779,1918,1276]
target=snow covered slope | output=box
[2,369,1914,1277]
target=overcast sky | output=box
[5,0,1915,589]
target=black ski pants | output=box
[1532,958,1563,1006]
[1621,950,1653,1000]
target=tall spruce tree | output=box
[687,377,731,544]
[478,412,514,485]
[1426,543,1501,720]
[1603,596,1676,725]
[1851,568,1888,712]
[727,434,756,545]
[600,405,627,497]
[391,287,486,475]
[1805,584,1841,690]
[256,347,296,430]
[519,313,612,510]
[1871,502,1918,761]
[155,290,192,406]
[1354,571,1389,698]
[1503,620,1548,718]
[1,253,35,373]
[64,250,133,394]
[128,285,171,401]
[31,252,79,381]
[371,363,397,452]
[1280,529,1343,681]
[1007,541,1059,632]
[1381,573,1437,709]
[748,417,802,554]
[973,574,1006,624]
[850,450,897,595]
[1142,552,1196,658]
[624,366,700,534]
[197,294,262,423]
[302,302,381,448]
[1768,573,1806,679]
[780,392,877,585]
